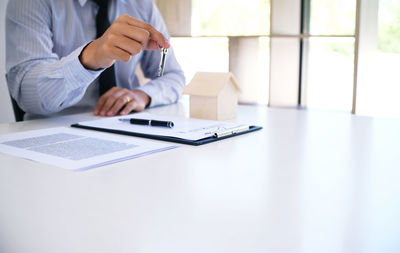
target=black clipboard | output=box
[71,123,262,146]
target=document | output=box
[74,112,251,142]
[72,112,262,146]
[0,127,177,171]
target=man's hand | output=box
[80,14,170,70]
[94,87,150,116]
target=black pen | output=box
[119,118,174,128]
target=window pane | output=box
[378,0,400,53]
[356,0,400,118]
[304,37,355,111]
[171,37,269,105]
[171,37,229,83]
[310,0,357,35]
[191,0,270,36]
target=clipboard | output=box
[71,113,262,146]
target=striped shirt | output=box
[6,0,185,119]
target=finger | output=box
[117,23,150,46]
[146,39,162,50]
[94,87,118,115]
[119,14,170,49]
[120,100,140,115]
[107,44,132,62]
[112,36,143,56]
[107,94,132,116]
[100,91,126,116]
[99,89,127,116]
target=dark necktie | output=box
[92,0,116,96]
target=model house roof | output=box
[183,72,242,97]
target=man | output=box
[6,0,185,120]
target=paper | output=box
[0,127,177,171]
[76,112,249,141]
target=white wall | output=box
[0,0,14,123]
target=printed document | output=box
[0,127,177,171]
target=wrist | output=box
[133,90,151,107]
[79,41,101,70]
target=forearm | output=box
[7,46,101,115]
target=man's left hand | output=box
[94,87,150,116]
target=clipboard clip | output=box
[213,125,250,138]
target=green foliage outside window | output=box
[191,0,399,53]
[310,0,400,55]
[191,0,269,36]
[310,0,356,36]
[379,0,400,53]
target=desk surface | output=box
[1,103,400,253]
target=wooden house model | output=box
[183,72,242,120]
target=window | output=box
[356,0,400,118]
[303,0,357,111]
[305,37,355,111]
[156,0,400,118]
[309,0,356,35]
[171,37,229,83]
[191,0,270,36]
[155,0,270,105]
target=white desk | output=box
[1,103,400,253]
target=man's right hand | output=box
[79,14,170,70]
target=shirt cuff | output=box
[135,85,157,108]
[63,45,102,90]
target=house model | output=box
[183,72,242,120]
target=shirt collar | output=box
[78,0,87,6]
